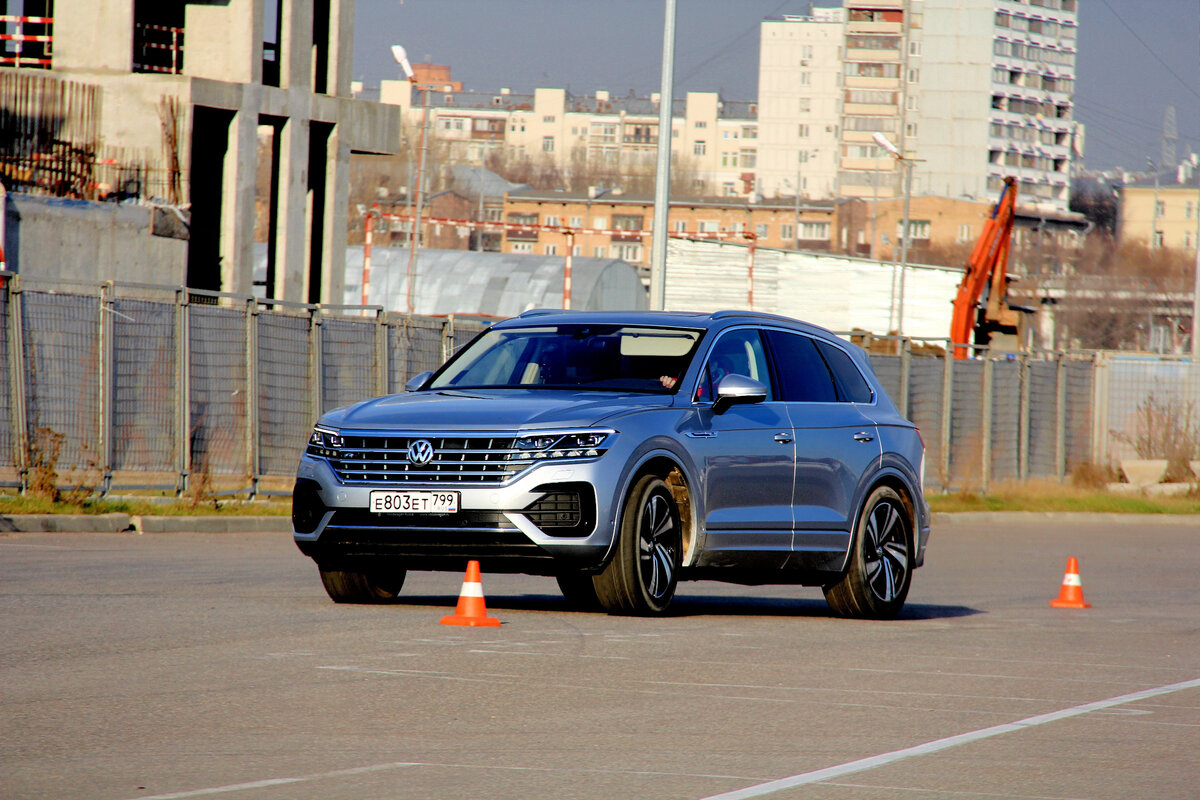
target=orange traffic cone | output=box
[1050,557,1091,609]
[441,560,502,626]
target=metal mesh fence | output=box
[188,305,249,479]
[4,278,1188,496]
[989,359,1021,482]
[387,315,444,392]
[0,285,13,471]
[319,317,379,414]
[111,297,177,480]
[948,360,985,488]
[21,291,101,477]
[906,356,946,490]
[1026,361,1059,479]
[258,312,312,478]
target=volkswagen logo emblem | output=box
[407,439,435,466]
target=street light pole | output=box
[649,0,676,311]
[874,132,914,336]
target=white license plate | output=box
[369,491,459,514]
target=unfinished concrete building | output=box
[0,0,399,303]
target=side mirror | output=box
[404,371,433,392]
[712,373,767,414]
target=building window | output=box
[897,220,931,240]
[723,182,737,196]
[781,223,794,241]
[695,120,707,129]
[545,215,561,227]
[593,216,607,229]
[543,115,555,123]
[756,223,768,238]
[693,141,707,156]
[799,72,811,86]
[673,220,687,233]
[798,124,809,138]
[542,136,555,152]
[740,150,757,168]
[570,216,583,227]
[614,244,642,261]
[544,244,557,255]
[798,221,829,240]
[742,126,757,139]
[511,242,533,253]
[593,246,606,258]
[798,97,811,113]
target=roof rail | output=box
[517,308,578,318]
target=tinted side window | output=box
[695,329,772,401]
[765,331,837,402]
[817,341,875,403]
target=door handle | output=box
[774,432,794,444]
[685,431,718,439]
[853,431,874,443]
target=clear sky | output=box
[352,0,1200,173]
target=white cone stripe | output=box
[459,582,484,597]
[1061,574,1082,586]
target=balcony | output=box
[0,13,53,69]
[133,22,185,75]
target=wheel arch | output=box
[606,450,699,570]
[838,468,920,573]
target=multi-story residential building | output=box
[757,7,845,200]
[380,78,757,197]
[756,0,1080,212]
[1,0,398,302]
[499,190,837,272]
[1120,159,1200,252]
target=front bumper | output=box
[292,455,616,574]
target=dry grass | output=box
[927,479,1200,515]
[0,493,290,517]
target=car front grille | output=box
[308,434,530,485]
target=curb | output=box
[0,515,292,533]
[931,511,1200,526]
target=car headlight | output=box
[512,430,612,461]
[307,427,344,458]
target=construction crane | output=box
[950,176,1023,359]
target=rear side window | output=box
[765,330,837,402]
[817,341,875,404]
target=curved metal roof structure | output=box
[342,246,648,316]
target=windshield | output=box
[428,324,703,392]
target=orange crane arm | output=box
[950,177,1017,359]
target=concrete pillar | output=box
[273,117,310,302]
[222,107,259,296]
[184,0,261,85]
[322,124,351,305]
[53,0,134,73]
[329,0,355,97]
[280,0,313,91]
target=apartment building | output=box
[756,0,1079,211]
[757,7,844,200]
[379,78,758,198]
[1,0,398,302]
[1120,159,1200,252]
[500,190,837,271]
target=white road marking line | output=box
[697,677,1200,800]
[121,760,763,800]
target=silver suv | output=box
[293,310,929,618]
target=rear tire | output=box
[318,566,406,604]
[594,474,682,616]
[823,486,912,619]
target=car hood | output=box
[320,389,672,431]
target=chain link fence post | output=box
[1056,351,1067,482]
[245,296,259,499]
[939,345,954,490]
[174,288,191,495]
[9,277,28,492]
[1018,352,1031,481]
[981,353,993,494]
[376,309,388,397]
[98,282,115,494]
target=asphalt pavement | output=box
[2,515,1198,800]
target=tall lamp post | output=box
[392,45,432,314]
[874,132,914,335]
[648,0,677,311]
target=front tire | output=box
[594,474,682,616]
[823,486,913,619]
[319,566,406,604]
